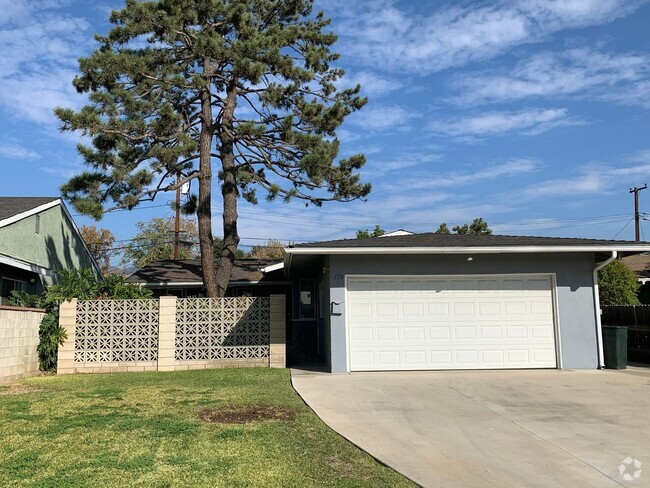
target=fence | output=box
[601,305,650,364]
[57,295,286,374]
[0,305,44,382]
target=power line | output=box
[611,218,635,240]
[215,204,634,229]
[72,203,170,217]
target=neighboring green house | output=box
[0,197,101,304]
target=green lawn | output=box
[0,369,414,487]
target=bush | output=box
[36,311,65,371]
[10,269,152,372]
[598,259,640,306]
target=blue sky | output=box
[1,0,650,252]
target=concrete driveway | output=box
[291,368,650,488]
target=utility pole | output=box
[174,173,181,259]
[630,184,647,242]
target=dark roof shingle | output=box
[126,258,283,284]
[0,197,59,222]
[623,254,650,279]
[290,233,645,249]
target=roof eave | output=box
[0,199,60,229]
[286,245,650,255]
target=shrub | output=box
[598,259,640,306]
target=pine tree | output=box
[55,0,370,296]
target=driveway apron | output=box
[291,369,650,488]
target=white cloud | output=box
[349,105,416,130]
[336,71,403,97]
[0,4,90,125]
[601,80,650,108]
[325,0,642,74]
[428,108,583,139]
[0,0,71,26]
[451,48,650,105]
[0,143,40,159]
[40,163,83,179]
[391,159,540,191]
[518,160,650,200]
[1,69,85,125]
[365,151,441,177]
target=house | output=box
[283,233,650,372]
[0,197,101,304]
[622,253,650,283]
[380,229,414,237]
[622,252,650,303]
[126,258,289,298]
[126,257,303,360]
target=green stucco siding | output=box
[0,205,97,284]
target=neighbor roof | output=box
[0,197,59,222]
[623,253,650,279]
[287,233,650,254]
[127,258,285,285]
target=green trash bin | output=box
[602,325,628,369]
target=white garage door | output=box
[347,275,557,371]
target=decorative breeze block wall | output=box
[74,299,159,363]
[58,295,285,375]
[175,297,270,361]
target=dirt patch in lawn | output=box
[0,385,43,395]
[198,405,296,424]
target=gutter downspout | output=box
[593,251,617,369]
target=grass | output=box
[0,369,415,487]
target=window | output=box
[35,215,40,234]
[1,278,26,299]
[299,279,315,319]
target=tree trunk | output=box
[214,78,240,297]
[197,70,218,297]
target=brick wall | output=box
[0,306,44,382]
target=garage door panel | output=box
[507,350,531,364]
[377,351,400,367]
[428,303,450,315]
[530,301,553,315]
[403,351,427,365]
[480,326,503,339]
[454,327,477,339]
[349,302,372,317]
[505,302,526,315]
[403,327,426,340]
[348,275,557,371]
[455,350,479,365]
[350,327,373,341]
[428,326,451,340]
[351,351,374,369]
[482,350,505,364]
[452,302,475,315]
[403,303,424,316]
[478,302,501,315]
[377,327,399,341]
